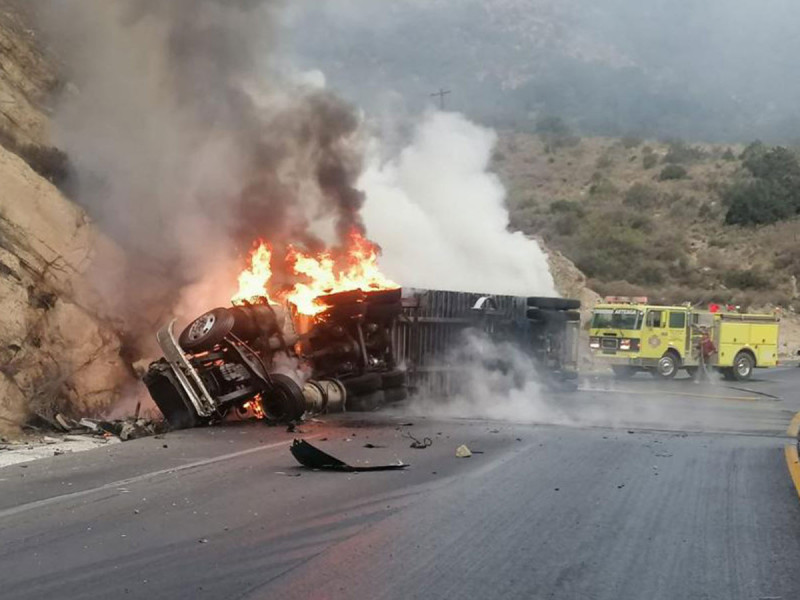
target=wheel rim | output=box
[659,356,675,377]
[736,356,751,377]
[186,313,216,342]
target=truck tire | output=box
[527,297,581,311]
[655,351,679,379]
[384,387,408,404]
[341,373,382,396]
[348,390,385,412]
[732,352,755,381]
[179,308,235,352]
[530,310,579,321]
[380,369,407,389]
[260,373,306,422]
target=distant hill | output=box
[286,0,800,142]
[494,131,800,315]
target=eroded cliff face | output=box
[0,0,56,147]
[0,144,138,437]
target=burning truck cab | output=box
[142,232,580,428]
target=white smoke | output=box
[404,329,569,423]
[359,111,556,296]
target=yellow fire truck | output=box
[588,299,780,381]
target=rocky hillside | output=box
[0,4,139,437]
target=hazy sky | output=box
[281,0,800,142]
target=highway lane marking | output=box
[784,444,800,502]
[787,412,800,438]
[580,388,761,402]
[0,436,318,520]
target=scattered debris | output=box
[402,432,432,449]
[456,445,472,458]
[363,443,386,449]
[290,439,408,472]
[198,538,208,544]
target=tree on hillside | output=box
[725,144,800,225]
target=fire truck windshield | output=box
[591,308,643,330]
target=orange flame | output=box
[232,242,274,304]
[232,230,398,316]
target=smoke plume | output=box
[360,111,556,296]
[37,0,367,327]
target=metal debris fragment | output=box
[290,439,407,472]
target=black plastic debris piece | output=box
[402,432,432,449]
[290,439,408,472]
[363,443,386,449]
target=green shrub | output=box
[549,199,583,215]
[723,269,771,290]
[659,165,689,181]
[535,116,580,151]
[724,180,798,226]
[664,140,705,164]
[642,154,658,170]
[596,154,613,169]
[722,148,736,161]
[554,213,580,236]
[621,136,643,149]
[589,178,617,196]
[742,145,800,181]
[624,183,659,208]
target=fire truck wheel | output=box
[348,390,384,412]
[380,369,407,389]
[261,373,306,422]
[341,373,382,396]
[526,297,581,311]
[732,352,755,381]
[384,387,408,404]
[179,308,235,351]
[655,351,679,379]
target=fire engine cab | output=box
[588,298,780,381]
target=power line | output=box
[430,88,451,110]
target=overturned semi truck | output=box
[143,289,580,429]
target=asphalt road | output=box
[2,369,800,599]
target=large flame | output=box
[232,242,274,305]
[232,230,398,315]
